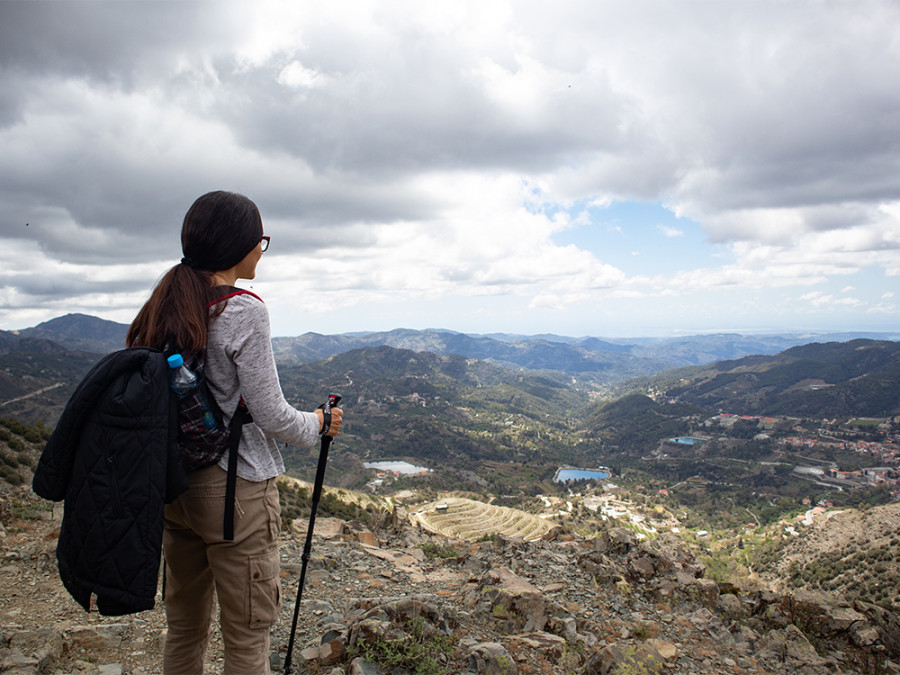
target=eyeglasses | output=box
[260,235,270,252]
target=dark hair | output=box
[127,191,263,352]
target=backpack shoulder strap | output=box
[223,399,253,541]
[208,286,264,308]
[204,285,262,541]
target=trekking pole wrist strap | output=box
[316,394,341,436]
[318,405,332,435]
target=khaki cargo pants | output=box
[162,465,282,674]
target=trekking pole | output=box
[283,393,342,675]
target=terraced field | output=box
[411,497,554,542]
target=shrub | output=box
[355,616,456,675]
[420,542,458,560]
[0,466,23,486]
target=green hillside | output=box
[580,392,702,450]
[0,350,99,425]
[275,346,585,491]
[630,339,900,417]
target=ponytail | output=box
[126,263,217,352]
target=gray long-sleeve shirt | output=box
[204,291,320,482]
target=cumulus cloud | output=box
[0,0,898,334]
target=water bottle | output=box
[167,354,197,397]
[168,354,218,431]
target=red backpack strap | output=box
[207,286,264,308]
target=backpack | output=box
[172,349,250,471]
[167,286,258,539]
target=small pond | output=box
[669,437,706,445]
[364,460,432,475]
[554,468,610,483]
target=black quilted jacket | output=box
[33,347,188,615]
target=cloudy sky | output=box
[1,1,899,339]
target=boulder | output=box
[546,615,579,643]
[353,596,454,634]
[582,643,667,675]
[67,623,130,650]
[479,567,546,631]
[7,628,63,671]
[627,556,655,579]
[757,624,826,668]
[687,577,720,608]
[348,619,400,650]
[292,516,344,540]
[508,631,566,656]
[826,606,868,632]
[592,528,638,556]
[349,657,384,674]
[316,634,346,666]
[627,531,706,580]
[856,600,900,657]
[344,520,377,547]
[718,593,744,618]
[467,641,517,674]
[0,648,42,674]
[644,638,679,663]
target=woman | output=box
[127,190,342,674]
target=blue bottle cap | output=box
[167,354,184,368]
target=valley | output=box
[1,318,898,537]
[0,316,899,671]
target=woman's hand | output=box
[314,406,343,437]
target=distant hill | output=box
[624,339,900,418]
[479,330,900,366]
[0,348,100,425]
[271,328,668,383]
[18,313,129,354]
[0,317,127,424]
[0,329,70,356]
[575,338,900,461]
[579,392,703,453]
[278,344,583,413]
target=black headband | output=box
[182,233,260,271]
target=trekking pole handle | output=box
[317,393,342,436]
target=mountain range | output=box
[8,312,900,376]
[1,313,898,430]
[2,312,898,500]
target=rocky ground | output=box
[1,486,899,675]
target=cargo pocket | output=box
[247,549,281,630]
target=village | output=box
[701,412,900,494]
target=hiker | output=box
[127,190,343,674]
